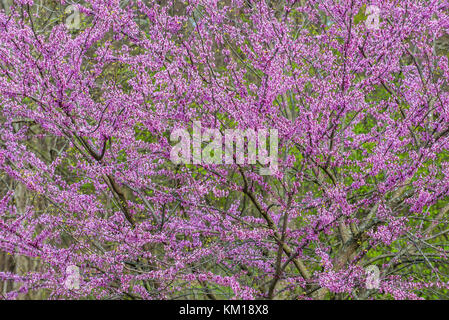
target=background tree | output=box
[0,0,449,300]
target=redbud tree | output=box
[0,0,449,300]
